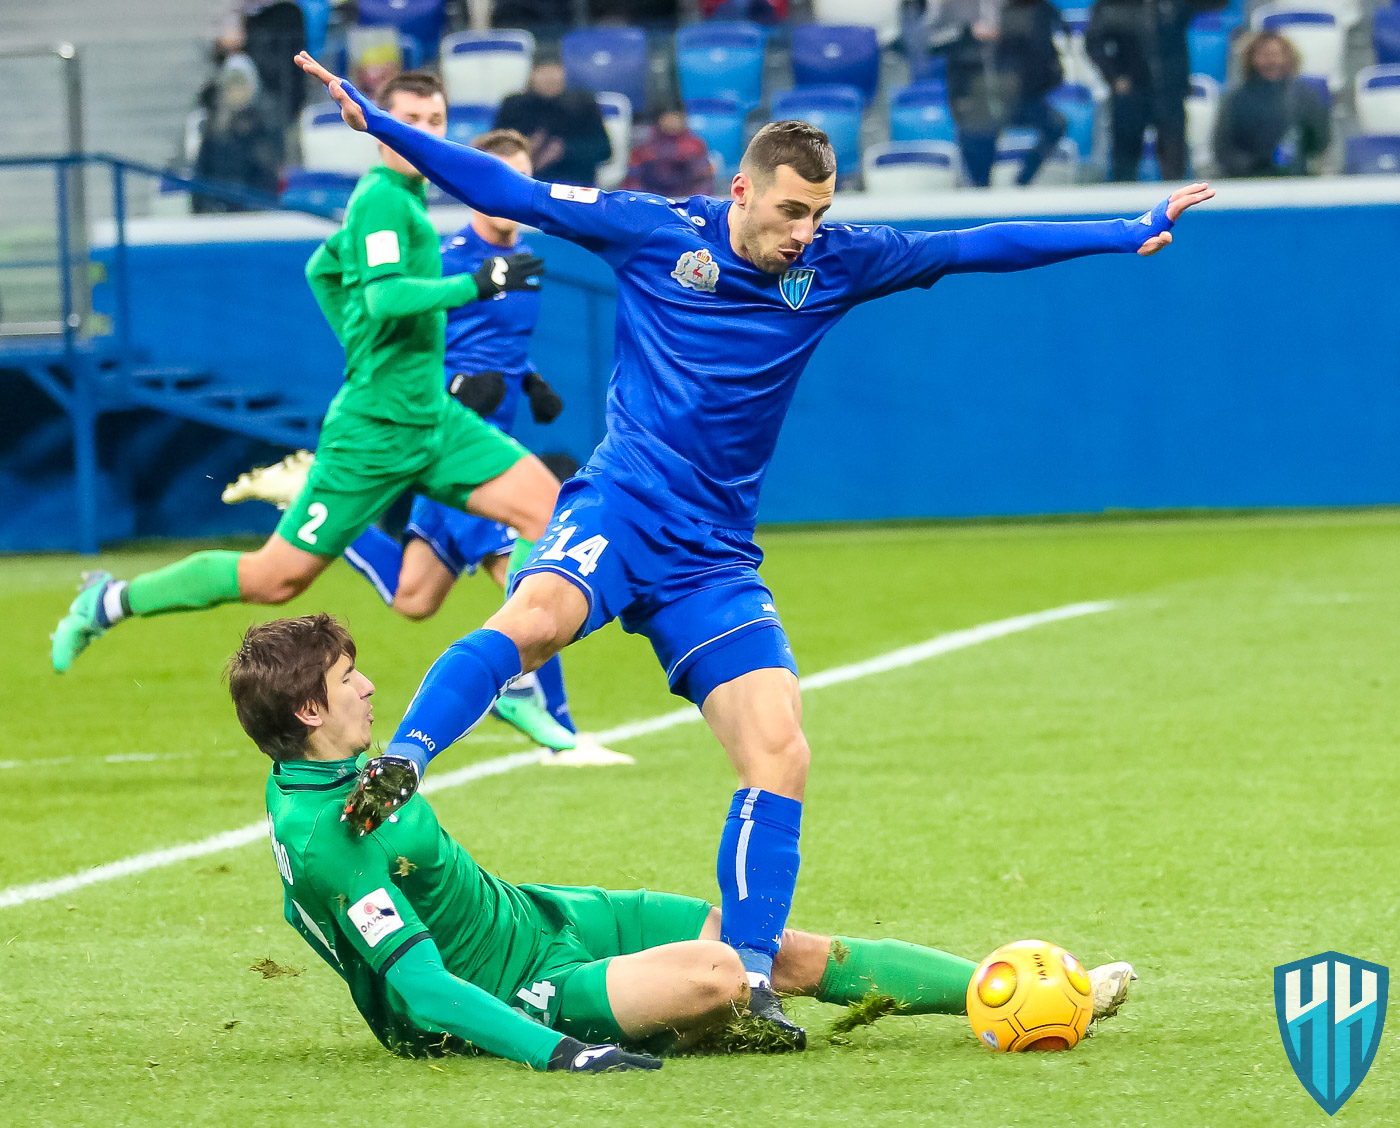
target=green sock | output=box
[505,537,533,590]
[126,550,243,617]
[817,937,978,1015]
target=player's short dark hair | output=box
[473,128,531,159]
[376,69,446,109]
[225,614,357,761]
[740,121,837,187]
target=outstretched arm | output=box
[850,183,1214,302]
[952,182,1215,272]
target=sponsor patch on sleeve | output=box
[549,183,600,204]
[364,229,402,267]
[348,887,405,948]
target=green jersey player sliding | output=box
[229,614,1136,1071]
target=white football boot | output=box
[222,449,315,509]
[1088,961,1137,1022]
[541,733,635,767]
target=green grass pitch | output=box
[3,511,1397,1126]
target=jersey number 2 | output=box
[298,502,328,545]
[539,526,609,577]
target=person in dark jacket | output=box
[494,62,614,187]
[1087,0,1225,181]
[1213,31,1330,177]
[926,0,1068,186]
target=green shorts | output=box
[275,402,526,557]
[510,886,713,1044]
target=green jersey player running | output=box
[230,613,1137,1070]
[51,71,568,747]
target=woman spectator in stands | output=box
[926,0,1068,187]
[193,53,283,212]
[1213,31,1330,177]
[623,108,715,196]
[494,62,614,187]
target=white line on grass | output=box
[0,599,1113,911]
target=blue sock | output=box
[535,655,575,733]
[387,629,522,776]
[716,787,802,985]
[344,526,402,604]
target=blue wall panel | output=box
[10,199,1397,549]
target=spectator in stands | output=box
[623,108,715,196]
[1213,31,1330,177]
[1086,0,1227,181]
[926,0,1068,186]
[240,1,308,132]
[193,53,283,212]
[494,62,613,187]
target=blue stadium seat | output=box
[1345,134,1400,173]
[562,28,650,115]
[446,104,497,145]
[298,0,331,58]
[791,25,880,103]
[1048,83,1095,161]
[357,0,445,63]
[1297,74,1331,107]
[1376,6,1400,66]
[889,81,956,144]
[676,22,766,110]
[771,85,863,175]
[1188,13,1233,83]
[686,97,748,173]
[281,169,360,212]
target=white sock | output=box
[102,581,129,625]
[746,970,772,990]
[504,671,541,698]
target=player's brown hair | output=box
[740,121,837,187]
[226,614,357,761]
[473,128,531,158]
[376,69,447,109]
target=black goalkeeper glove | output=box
[448,371,507,417]
[522,371,564,424]
[341,754,420,837]
[472,253,545,300]
[547,1036,662,1074]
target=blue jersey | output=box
[523,184,959,529]
[440,224,541,432]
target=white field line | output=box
[0,600,1113,911]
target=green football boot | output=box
[491,690,578,752]
[51,570,113,673]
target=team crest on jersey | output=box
[672,248,719,293]
[779,267,815,310]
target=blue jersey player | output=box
[298,50,1213,1048]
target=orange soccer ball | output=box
[966,939,1093,1052]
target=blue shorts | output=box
[405,495,516,578]
[509,471,798,706]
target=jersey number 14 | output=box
[539,526,609,577]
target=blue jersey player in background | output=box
[299,50,1213,1048]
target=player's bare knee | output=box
[392,587,439,621]
[691,942,748,1013]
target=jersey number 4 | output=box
[539,526,609,577]
[516,980,556,1013]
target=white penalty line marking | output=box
[0,600,1113,911]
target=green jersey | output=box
[265,755,567,1057]
[305,165,477,427]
